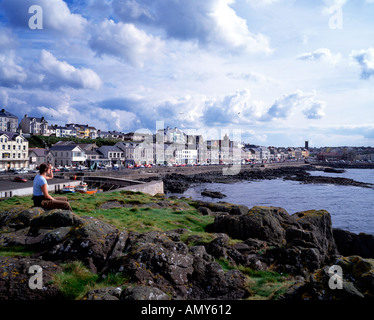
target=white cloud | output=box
[0,89,9,107]
[112,0,272,55]
[262,90,327,121]
[297,48,341,65]
[209,0,273,54]
[89,19,164,67]
[204,89,267,125]
[0,28,18,50]
[323,0,348,6]
[39,50,102,90]
[350,48,374,79]
[0,0,87,36]
[0,52,27,87]
[246,0,280,7]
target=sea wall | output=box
[109,180,164,196]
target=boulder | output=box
[0,207,44,230]
[109,231,250,300]
[83,287,122,300]
[0,208,129,273]
[43,215,128,273]
[0,256,63,300]
[208,206,298,245]
[281,256,374,300]
[120,286,169,300]
[333,228,374,258]
[201,190,226,199]
[291,210,338,261]
[194,200,249,216]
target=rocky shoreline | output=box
[158,165,374,194]
[0,193,373,300]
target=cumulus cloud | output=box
[0,52,27,87]
[261,90,326,121]
[350,48,374,79]
[0,89,9,107]
[0,28,18,50]
[0,0,87,36]
[89,19,164,67]
[297,48,341,65]
[204,89,266,125]
[112,0,272,54]
[38,50,102,90]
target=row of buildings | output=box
[1,108,312,170]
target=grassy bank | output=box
[0,190,295,299]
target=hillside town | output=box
[1,108,374,171]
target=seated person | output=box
[32,163,72,211]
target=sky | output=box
[0,0,374,147]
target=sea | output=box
[170,169,374,236]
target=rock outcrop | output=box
[0,202,373,300]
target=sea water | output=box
[174,169,374,235]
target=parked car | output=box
[14,169,28,174]
[14,176,28,182]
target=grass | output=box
[52,261,128,300]
[0,246,36,257]
[216,258,295,300]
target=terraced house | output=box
[0,131,29,170]
[49,145,86,167]
[0,108,18,133]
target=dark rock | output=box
[198,207,212,216]
[282,256,374,300]
[333,228,374,258]
[209,206,298,245]
[30,209,81,228]
[0,256,63,300]
[0,207,44,230]
[120,286,169,300]
[324,168,345,173]
[83,287,122,300]
[201,190,226,199]
[39,215,129,273]
[291,210,338,262]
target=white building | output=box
[49,145,86,167]
[0,109,18,133]
[175,149,198,164]
[19,114,48,136]
[0,131,29,170]
[115,141,154,165]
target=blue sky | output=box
[0,0,374,147]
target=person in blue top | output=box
[32,163,72,211]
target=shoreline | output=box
[154,165,374,193]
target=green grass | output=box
[0,246,36,257]
[216,258,295,300]
[52,261,129,300]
